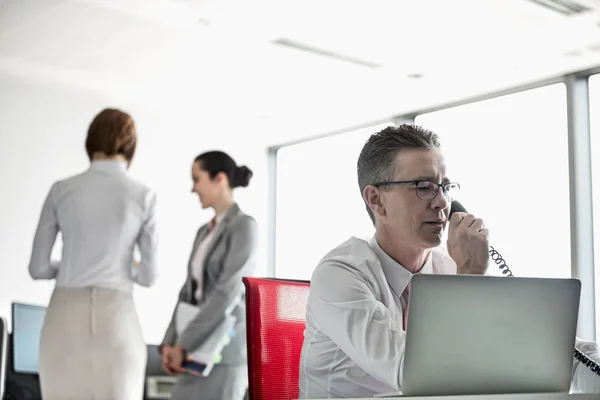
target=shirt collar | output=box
[211,203,237,228]
[368,235,433,297]
[89,159,127,173]
[214,211,226,226]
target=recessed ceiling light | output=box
[565,49,583,57]
[272,38,382,69]
[407,73,423,79]
[525,0,591,16]
[587,43,600,52]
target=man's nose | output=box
[431,186,449,209]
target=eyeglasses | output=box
[372,180,460,201]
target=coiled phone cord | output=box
[488,246,600,376]
[489,246,513,277]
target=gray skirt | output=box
[39,286,146,400]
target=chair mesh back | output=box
[243,277,310,400]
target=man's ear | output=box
[363,185,386,218]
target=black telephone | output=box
[450,201,600,377]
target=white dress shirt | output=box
[298,236,600,398]
[299,236,456,399]
[28,160,159,291]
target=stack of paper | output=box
[174,297,241,377]
[186,315,238,376]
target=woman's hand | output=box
[167,344,188,375]
[161,344,182,375]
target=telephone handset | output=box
[449,201,600,376]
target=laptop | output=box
[392,274,580,397]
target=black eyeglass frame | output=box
[372,180,460,201]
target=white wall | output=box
[0,74,269,344]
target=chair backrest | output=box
[243,277,310,400]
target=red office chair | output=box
[243,277,310,400]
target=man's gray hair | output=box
[357,124,441,223]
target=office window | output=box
[590,74,600,341]
[275,123,391,280]
[416,84,571,279]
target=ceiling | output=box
[1,0,600,143]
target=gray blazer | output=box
[162,203,258,365]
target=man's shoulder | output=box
[431,246,458,274]
[320,236,377,263]
[431,246,452,262]
[311,236,382,282]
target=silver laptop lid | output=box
[402,274,580,397]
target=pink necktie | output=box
[402,284,410,331]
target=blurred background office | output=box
[1,0,600,397]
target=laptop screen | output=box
[11,303,46,374]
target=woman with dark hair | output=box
[160,151,258,400]
[28,108,159,399]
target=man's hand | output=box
[167,344,188,375]
[447,212,489,275]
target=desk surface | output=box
[312,393,599,400]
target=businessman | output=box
[298,124,600,398]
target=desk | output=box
[313,394,598,400]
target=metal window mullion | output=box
[566,74,596,341]
[267,148,278,277]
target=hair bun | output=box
[233,165,253,188]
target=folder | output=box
[174,295,241,377]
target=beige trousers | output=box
[39,287,146,400]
